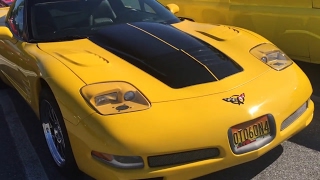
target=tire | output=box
[39,88,79,175]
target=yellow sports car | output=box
[159,0,320,64]
[0,0,314,179]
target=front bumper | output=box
[66,99,313,180]
[63,63,314,180]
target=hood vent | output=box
[197,25,240,41]
[183,46,242,80]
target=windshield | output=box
[30,0,180,41]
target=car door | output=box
[0,1,23,92]
[0,0,35,101]
[120,0,158,13]
[228,0,311,62]
[307,0,320,63]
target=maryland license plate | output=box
[230,115,272,152]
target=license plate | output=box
[231,115,270,150]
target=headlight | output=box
[250,43,293,70]
[81,82,151,115]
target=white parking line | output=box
[0,90,48,180]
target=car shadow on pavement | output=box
[7,88,93,180]
[0,105,26,180]
[7,88,70,180]
[284,61,320,151]
[195,145,283,180]
[288,102,320,152]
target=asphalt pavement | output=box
[0,89,49,180]
[0,105,26,179]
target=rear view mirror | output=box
[0,26,13,39]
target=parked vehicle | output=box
[159,0,320,64]
[0,0,314,179]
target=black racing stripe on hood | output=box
[89,22,242,88]
[184,45,243,79]
[132,22,243,79]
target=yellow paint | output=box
[0,3,314,180]
[160,0,320,64]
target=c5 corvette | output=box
[0,0,314,179]
[159,0,320,64]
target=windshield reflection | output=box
[30,0,180,41]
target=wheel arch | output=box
[30,77,49,118]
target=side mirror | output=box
[166,4,179,14]
[0,26,13,40]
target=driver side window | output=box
[121,0,156,13]
[7,0,25,38]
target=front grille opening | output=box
[281,101,308,131]
[148,148,220,168]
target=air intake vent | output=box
[148,148,220,167]
[184,46,243,79]
[197,25,240,41]
[281,101,308,131]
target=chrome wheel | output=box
[41,99,66,167]
[40,88,78,176]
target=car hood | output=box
[38,20,271,102]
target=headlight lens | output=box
[250,43,293,70]
[81,82,150,115]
